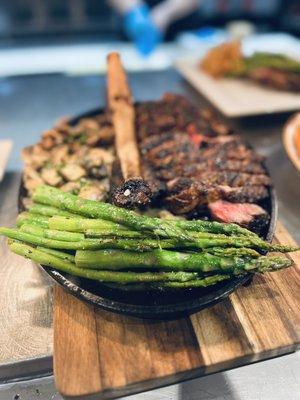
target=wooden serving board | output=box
[54,221,300,399]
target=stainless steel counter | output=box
[0,70,299,399]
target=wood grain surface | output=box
[175,59,300,117]
[0,175,53,376]
[53,221,300,399]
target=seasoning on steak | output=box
[137,96,271,218]
[135,93,233,141]
[208,200,269,229]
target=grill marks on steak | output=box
[135,93,233,141]
[137,99,270,217]
[164,178,269,214]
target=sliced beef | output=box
[164,177,269,215]
[134,93,271,225]
[199,139,265,163]
[136,93,232,141]
[208,200,269,228]
[218,185,269,203]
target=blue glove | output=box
[123,4,162,57]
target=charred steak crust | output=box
[135,94,271,227]
[112,178,152,208]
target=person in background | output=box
[108,0,200,56]
[108,0,281,56]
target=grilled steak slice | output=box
[135,93,271,225]
[153,157,266,176]
[218,185,269,203]
[191,171,271,188]
[200,142,265,163]
[208,200,269,229]
[136,93,232,141]
[164,177,269,214]
[144,137,195,162]
[140,132,176,154]
[155,164,271,187]
[164,181,206,214]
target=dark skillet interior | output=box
[18,107,277,320]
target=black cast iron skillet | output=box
[19,107,278,320]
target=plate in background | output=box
[175,58,300,118]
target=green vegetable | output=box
[84,228,146,238]
[29,204,79,218]
[245,52,300,74]
[9,242,199,284]
[0,227,296,253]
[36,246,75,262]
[170,218,256,237]
[75,249,293,275]
[49,216,129,233]
[20,224,84,242]
[32,185,194,241]
[106,274,230,290]
[16,212,49,228]
[0,185,296,291]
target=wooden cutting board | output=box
[54,221,300,399]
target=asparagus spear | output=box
[75,249,293,274]
[20,224,84,242]
[49,216,233,241]
[170,219,257,237]
[49,216,129,233]
[84,228,145,238]
[106,274,231,290]
[17,212,49,228]
[49,213,256,240]
[33,185,193,241]
[48,216,296,252]
[36,246,75,262]
[0,227,175,251]
[75,249,245,272]
[154,275,230,288]
[9,242,199,284]
[29,204,79,218]
[0,227,297,252]
[207,247,260,258]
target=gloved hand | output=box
[123,4,162,56]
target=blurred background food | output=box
[200,41,300,91]
[0,0,300,76]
